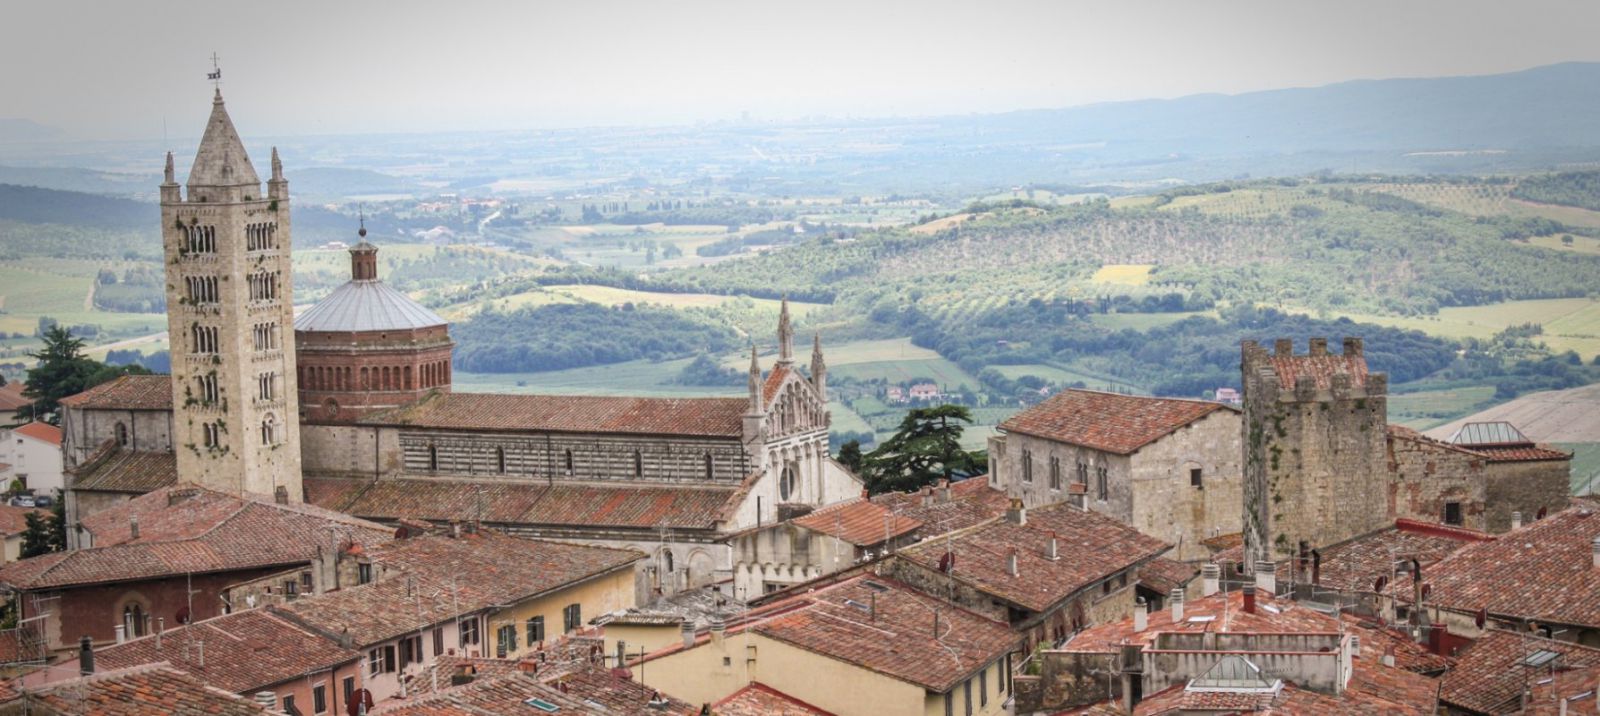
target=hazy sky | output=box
[6,0,1600,139]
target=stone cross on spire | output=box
[776,296,794,365]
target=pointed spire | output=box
[777,296,794,364]
[188,89,260,189]
[270,147,283,182]
[163,152,175,184]
[810,333,827,402]
[747,345,764,413]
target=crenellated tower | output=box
[161,89,302,501]
[1241,337,1388,565]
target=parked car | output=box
[9,496,35,508]
[32,495,53,508]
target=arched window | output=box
[704,453,714,481]
[496,447,507,474]
[122,603,145,637]
[428,445,439,472]
[114,422,129,447]
[661,549,675,574]
[260,414,279,445]
[634,450,643,478]
[780,464,797,501]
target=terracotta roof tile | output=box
[791,498,920,546]
[715,683,837,715]
[1313,519,1493,595]
[0,505,47,537]
[0,383,29,411]
[1136,557,1198,596]
[306,476,740,531]
[20,664,269,715]
[375,667,697,715]
[896,502,1170,613]
[1403,506,1600,628]
[1469,444,1572,462]
[1526,665,1600,715]
[763,364,791,404]
[1344,619,1452,675]
[998,389,1230,455]
[95,609,361,694]
[70,449,178,493]
[359,391,747,438]
[748,575,1017,692]
[279,530,641,647]
[1263,351,1369,392]
[871,478,1012,536]
[0,486,392,590]
[58,374,172,410]
[1060,659,1437,715]
[10,422,59,446]
[1441,630,1600,714]
[1064,591,1340,655]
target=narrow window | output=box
[432,627,443,656]
[427,445,439,472]
[1190,467,1203,488]
[964,678,973,716]
[634,450,643,478]
[114,422,129,447]
[704,453,714,480]
[526,616,545,646]
[980,670,988,707]
[313,684,327,715]
[342,678,354,710]
[563,449,573,473]
[1049,457,1061,490]
[1021,449,1033,483]
[357,563,372,585]
[496,447,507,474]
[1444,502,1463,526]
[1096,466,1108,501]
[282,695,296,714]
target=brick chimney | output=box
[1006,548,1019,577]
[1309,338,1328,356]
[1254,561,1277,595]
[1133,598,1147,633]
[1201,563,1220,596]
[1170,588,1185,621]
[1004,498,1026,526]
[1242,585,1257,614]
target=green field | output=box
[1364,182,1600,230]
[1387,385,1497,430]
[1556,443,1600,495]
[1090,264,1154,286]
[0,261,169,363]
[987,363,1142,392]
[1528,234,1600,256]
[1294,298,1600,360]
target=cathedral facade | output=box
[60,89,861,595]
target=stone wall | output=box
[61,407,173,468]
[1483,460,1570,533]
[1385,431,1487,530]
[1128,410,1243,561]
[995,431,1132,518]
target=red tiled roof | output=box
[1344,619,1452,675]
[306,476,741,531]
[748,575,1017,692]
[11,422,59,446]
[896,502,1171,613]
[872,478,1013,537]
[1064,591,1340,655]
[70,449,178,493]
[1403,506,1600,628]
[763,364,791,404]
[0,486,392,590]
[998,389,1231,455]
[1527,665,1600,715]
[95,609,361,694]
[57,374,172,410]
[0,383,28,411]
[1441,629,1600,714]
[1469,444,1572,462]
[374,668,698,716]
[791,497,921,546]
[279,530,641,647]
[715,683,837,715]
[1313,519,1492,595]
[1136,557,1198,596]
[1062,659,1437,715]
[21,664,269,715]
[359,391,747,438]
[0,505,46,538]
[1263,350,1369,392]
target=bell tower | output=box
[161,88,302,501]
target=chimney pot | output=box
[254,692,276,709]
[1047,531,1059,561]
[1512,511,1522,530]
[1133,598,1148,633]
[1005,498,1026,525]
[1254,561,1277,595]
[1201,563,1221,597]
[1591,536,1600,570]
[113,624,126,645]
[1170,588,1185,621]
[78,636,94,676]
[1350,635,1360,658]
[1242,585,1257,614]
[679,620,696,649]
[1006,548,1019,577]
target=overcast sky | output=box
[5,0,1600,140]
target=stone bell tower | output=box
[160,89,302,501]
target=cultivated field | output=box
[1299,298,1600,360]
[1090,264,1154,286]
[1425,382,1600,444]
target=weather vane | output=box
[207,52,222,87]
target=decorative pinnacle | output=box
[747,345,764,412]
[270,147,283,182]
[164,151,175,184]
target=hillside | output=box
[1426,383,1600,444]
[0,183,156,229]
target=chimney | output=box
[156,618,164,649]
[1511,511,1523,530]
[274,486,289,505]
[1381,649,1395,667]
[114,624,126,644]
[129,516,139,541]
[1349,634,1360,658]
[679,620,696,649]
[1242,585,1257,614]
[1004,498,1026,526]
[254,692,276,709]
[78,636,94,676]
[1047,531,1059,561]
[1006,548,1019,577]
[1201,563,1221,597]
[1254,561,1277,595]
[710,617,726,648]
[1170,588,1185,621]
[1133,598,1147,633]
[1591,535,1600,570]
[615,640,627,669]
[939,479,952,503]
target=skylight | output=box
[1523,649,1561,668]
[524,697,560,712]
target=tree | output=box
[836,440,864,474]
[860,405,984,494]
[19,503,64,559]
[18,325,150,424]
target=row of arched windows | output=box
[191,324,219,354]
[186,275,219,304]
[299,361,451,393]
[252,322,279,351]
[183,225,216,254]
[245,222,277,252]
[247,271,280,302]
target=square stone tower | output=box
[159,89,302,501]
[1241,337,1388,565]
